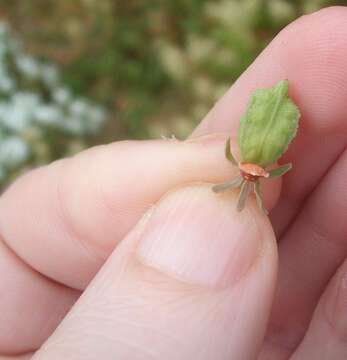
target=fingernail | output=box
[137,185,263,287]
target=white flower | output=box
[53,88,71,105]
[84,106,105,132]
[0,93,41,131]
[70,99,88,117]
[16,56,41,78]
[13,92,40,109]
[0,20,107,184]
[0,76,15,93]
[41,64,59,87]
[70,102,106,133]
[34,105,62,126]
[0,104,31,131]
[0,136,29,166]
[62,117,85,134]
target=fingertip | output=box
[0,138,240,289]
[196,6,347,137]
[277,6,347,134]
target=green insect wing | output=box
[237,80,300,167]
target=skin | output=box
[1,6,347,359]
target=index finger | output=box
[194,6,347,235]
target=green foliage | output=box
[0,24,106,186]
[0,0,344,144]
[238,80,300,167]
[1,0,337,142]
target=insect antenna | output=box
[225,138,238,166]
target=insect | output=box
[212,80,301,214]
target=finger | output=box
[0,354,33,360]
[0,238,78,355]
[193,6,347,236]
[262,145,347,359]
[0,137,280,289]
[33,185,278,360]
[0,138,280,355]
[289,259,347,360]
[0,137,234,290]
[0,355,33,360]
[192,7,347,357]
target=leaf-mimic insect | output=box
[212,80,301,214]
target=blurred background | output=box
[0,0,345,187]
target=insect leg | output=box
[268,163,292,178]
[254,180,268,215]
[212,176,243,193]
[237,180,252,212]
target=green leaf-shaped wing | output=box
[237,80,300,167]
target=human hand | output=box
[1,7,347,360]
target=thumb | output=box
[33,184,278,360]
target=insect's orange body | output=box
[238,163,269,182]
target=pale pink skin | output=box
[2,7,347,360]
